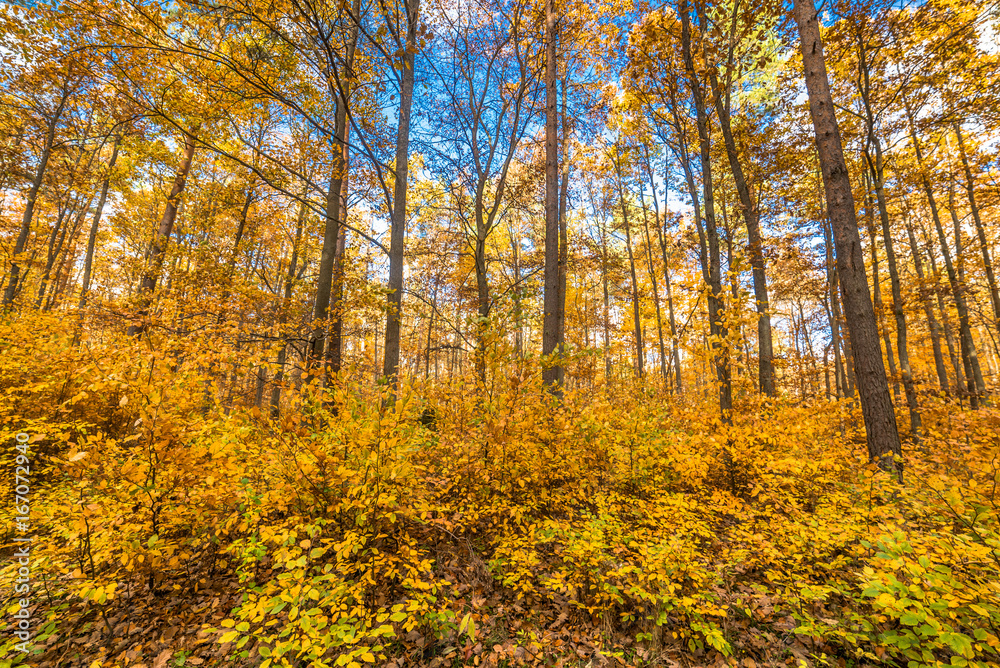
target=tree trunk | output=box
[864,144,921,436]
[822,218,846,398]
[331,1,362,377]
[541,0,562,391]
[705,66,774,395]
[644,147,682,392]
[953,122,1000,337]
[556,72,570,387]
[79,134,121,309]
[792,0,901,477]
[310,79,351,378]
[382,0,420,389]
[905,216,949,394]
[3,88,70,309]
[128,132,197,336]
[948,182,987,397]
[474,222,489,385]
[680,0,730,421]
[863,174,899,399]
[270,192,307,417]
[639,177,667,382]
[614,149,644,379]
[600,212,612,383]
[923,224,966,392]
[906,108,982,407]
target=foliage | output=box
[1,314,999,667]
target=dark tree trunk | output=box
[823,218,846,398]
[923,225,965,392]
[905,217,949,394]
[310,35,356,382]
[863,141,921,435]
[556,73,570,387]
[948,182,987,397]
[79,133,121,309]
[906,108,982,407]
[705,64,774,396]
[614,149,644,379]
[639,179,667,382]
[3,87,70,308]
[680,0,730,421]
[863,175,898,399]
[128,132,197,336]
[792,0,901,477]
[953,122,1000,337]
[270,193,307,417]
[382,0,420,388]
[541,0,562,391]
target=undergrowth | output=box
[0,314,998,668]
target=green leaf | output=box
[458,613,475,640]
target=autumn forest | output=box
[0,0,999,665]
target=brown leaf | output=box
[153,649,173,668]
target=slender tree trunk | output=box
[721,201,744,379]
[793,0,901,476]
[330,5,360,377]
[311,83,351,378]
[705,66,774,395]
[645,147,682,392]
[863,173,899,400]
[79,133,121,309]
[541,0,562,391]
[270,193,307,417]
[953,122,1000,336]
[639,178,667,382]
[35,199,74,309]
[948,182,987,397]
[614,150,644,379]
[382,0,420,390]
[128,132,196,336]
[474,219,490,385]
[556,72,570,387]
[600,214,612,382]
[924,225,965,392]
[680,0,730,421]
[905,217,949,394]
[3,88,70,308]
[823,218,846,398]
[230,189,254,271]
[906,108,982,407]
[864,143,921,435]
[510,229,523,357]
[662,237,682,393]
[40,200,91,310]
[424,281,437,378]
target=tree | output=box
[792,0,902,477]
[541,0,563,392]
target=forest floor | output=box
[1,316,998,668]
